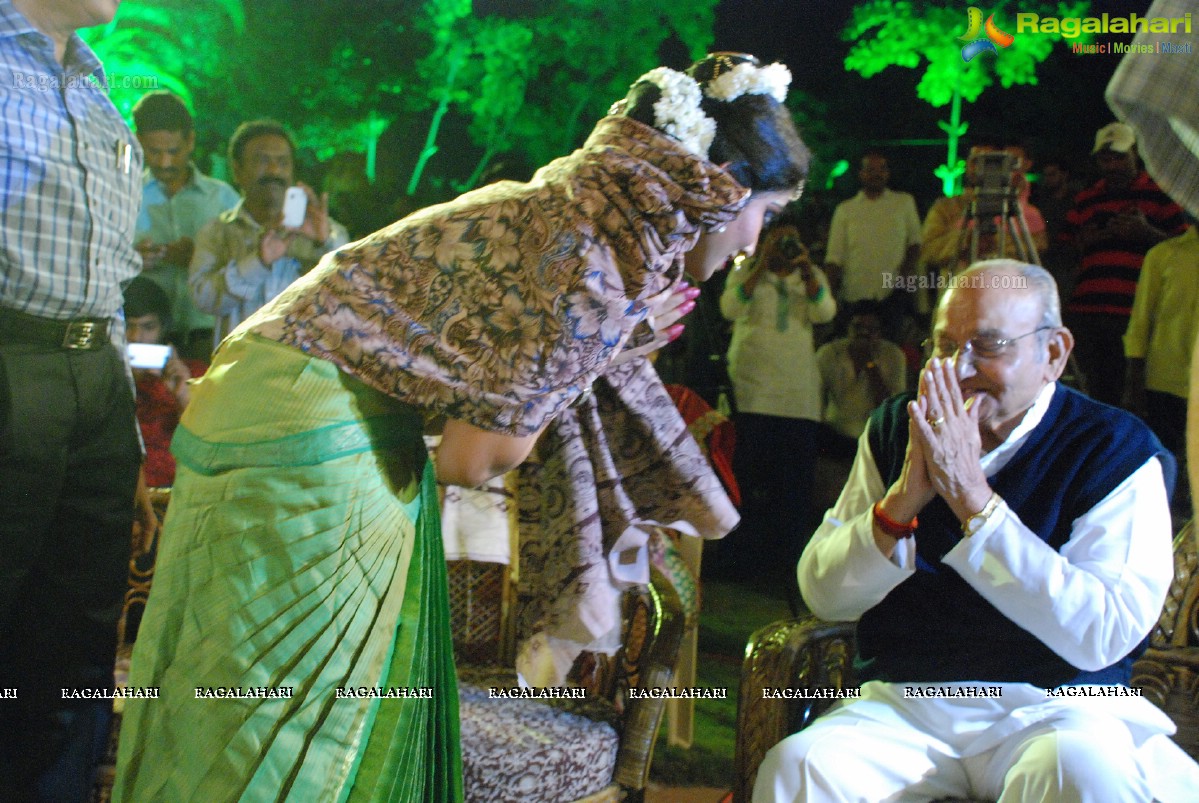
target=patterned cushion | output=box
[458,666,619,803]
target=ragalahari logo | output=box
[958,7,1015,61]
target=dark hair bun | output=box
[686,52,761,85]
[620,79,664,132]
[691,54,809,193]
[614,53,809,195]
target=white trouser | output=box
[752,682,1198,803]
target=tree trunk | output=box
[406,50,463,197]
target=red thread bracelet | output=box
[872,502,917,539]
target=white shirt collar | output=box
[979,381,1057,475]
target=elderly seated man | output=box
[754,260,1199,803]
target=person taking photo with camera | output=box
[123,277,209,488]
[718,215,835,600]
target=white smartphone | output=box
[282,186,308,228]
[128,342,171,370]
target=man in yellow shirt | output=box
[1123,221,1199,517]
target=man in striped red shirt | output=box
[1062,122,1186,407]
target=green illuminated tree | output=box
[81,0,245,122]
[405,0,719,195]
[402,0,534,195]
[82,0,753,212]
[217,1,421,183]
[842,0,1090,195]
[505,0,718,171]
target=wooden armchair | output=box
[93,480,686,803]
[115,487,172,649]
[448,558,686,803]
[92,486,171,803]
[733,523,1199,803]
[1131,523,1199,759]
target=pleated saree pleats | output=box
[113,334,463,802]
[346,467,462,802]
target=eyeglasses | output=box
[922,327,1052,361]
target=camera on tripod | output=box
[954,149,1041,266]
[968,150,1021,221]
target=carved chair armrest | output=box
[1133,645,1199,763]
[117,486,172,648]
[448,559,516,667]
[733,616,857,803]
[612,566,687,801]
[1152,525,1199,649]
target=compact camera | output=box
[777,234,806,262]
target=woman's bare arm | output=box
[436,418,544,487]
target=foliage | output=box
[843,0,1091,107]
[841,0,1091,194]
[215,2,422,167]
[785,89,839,195]
[80,0,245,122]
[81,0,739,210]
[402,0,536,193]
[407,0,719,192]
[508,0,717,169]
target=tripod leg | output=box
[997,199,1009,258]
[1004,215,1029,262]
[961,199,979,269]
[1013,206,1042,265]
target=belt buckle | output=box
[62,320,100,349]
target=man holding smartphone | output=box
[0,0,157,798]
[189,119,349,352]
[123,278,207,488]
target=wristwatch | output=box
[962,492,1001,536]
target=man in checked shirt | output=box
[0,1,155,799]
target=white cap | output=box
[1092,122,1136,154]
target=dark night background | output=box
[142,0,1189,232]
[710,0,1157,210]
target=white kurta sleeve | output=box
[719,263,753,321]
[798,428,915,621]
[942,457,1173,671]
[806,267,837,325]
[902,193,922,248]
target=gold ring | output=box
[927,415,946,428]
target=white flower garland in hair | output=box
[642,67,716,160]
[704,61,791,104]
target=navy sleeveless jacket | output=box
[858,384,1173,687]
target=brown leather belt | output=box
[0,306,112,350]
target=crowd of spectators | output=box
[113,80,1199,589]
[682,121,1195,572]
[4,10,1195,789]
